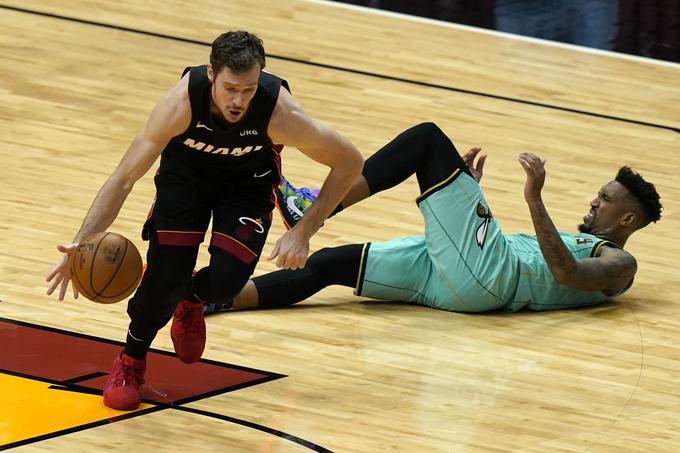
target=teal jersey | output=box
[503,232,620,312]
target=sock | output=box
[329,203,344,218]
[124,329,153,360]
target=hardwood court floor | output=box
[0,1,679,451]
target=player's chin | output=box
[577,223,592,234]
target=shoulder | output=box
[597,243,636,265]
[144,73,191,139]
[269,87,307,132]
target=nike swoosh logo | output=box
[286,196,304,219]
[196,121,213,131]
[253,170,272,178]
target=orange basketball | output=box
[69,232,143,304]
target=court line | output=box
[0,317,308,451]
[0,3,677,134]
[43,385,335,452]
[310,0,680,69]
[173,406,335,453]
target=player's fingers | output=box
[73,285,79,300]
[58,279,69,301]
[267,241,281,261]
[46,274,62,295]
[477,154,488,171]
[276,250,287,268]
[57,243,76,253]
[46,265,60,282]
[518,157,531,173]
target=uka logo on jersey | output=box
[183,138,263,156]
[475,202,493,250]
[240,130,258,136]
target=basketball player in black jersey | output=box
[46,31,363,410]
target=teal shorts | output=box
[356,170,519,313]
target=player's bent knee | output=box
[192,263,252,305]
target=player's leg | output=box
[278,122,471,228]
[103,161,212,410]
[207,239,432,314]
[104,231,200,410]
[208,244,364,312]
[415,160,518,312]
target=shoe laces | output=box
[296,187,319,202]
[176,302,203,332]
[114,363,145,388]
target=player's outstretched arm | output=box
[267,88,363,270]
[46,76,192,301]
[518,152,637,294]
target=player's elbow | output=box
[551,266,577,287]
[346,148,364,178]
[108,168,138,195]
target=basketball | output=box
[69,232,143,304]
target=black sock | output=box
[329,203,344,218]
[124,329,154,360]
[254,244,363,308]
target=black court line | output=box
[172,405,335,453]
[1,317,330,451]
[1,3,677,134]
[62,371,108,384]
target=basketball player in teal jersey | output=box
[206,122,662,314]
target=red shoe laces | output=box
[115,364,145,387]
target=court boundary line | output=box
[0,3,677,134]
[309,0,680,69]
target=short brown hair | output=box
[210,31,265,74]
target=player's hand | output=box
[518,152,546,203]
[463,147,487,182]
[46,243,79,301]
[267,227,310,269]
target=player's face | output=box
[579,181,633,234]
[208,64,260,123]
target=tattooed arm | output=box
[518,153,637,294]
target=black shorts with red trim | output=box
[143,151,282,265]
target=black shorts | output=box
[143,152,282,265]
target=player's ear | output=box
[207,64,214,83]
[619,211,637,228]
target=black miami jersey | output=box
[144,65,289,263]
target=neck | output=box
[594,230,629,248]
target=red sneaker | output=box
[103,352,146,410]
[171,299,206,363]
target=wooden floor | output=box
[1,0,679,451]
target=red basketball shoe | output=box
[103,352,146,410]
[171,299,206,363]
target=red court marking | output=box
[0,319,282,404]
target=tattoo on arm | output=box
[527,199,578,280]
[526,200,636,292]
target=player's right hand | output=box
[518,152,547,203]
[46,243,79,301]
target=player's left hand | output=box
[463,147,487,182]
[267,227,310,269]
[518,152,547,203]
